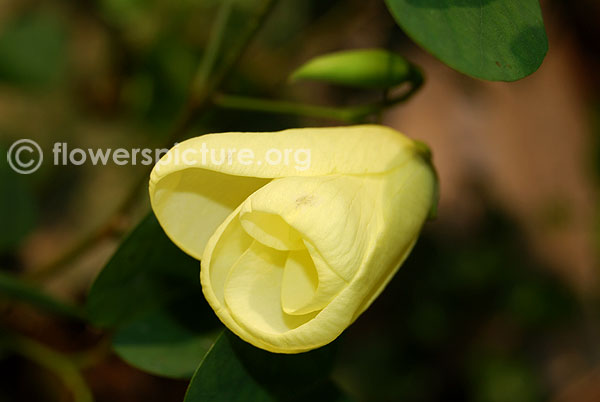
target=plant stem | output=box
[28,0,280,283]
[6,335,94,402]
[170,0,280,141]
[212,94,360,122]
[192,0,235,95]
[212,71,423,123]
[0,271,85,320]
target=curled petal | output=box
[149,125,437,353]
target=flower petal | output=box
[151,125,438,353]
[281,249,318,314]
[224,241,318,334]
[150,168,267,259]
[149,125,416,259]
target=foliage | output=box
[86,214,221,379]
[385,0,548,81]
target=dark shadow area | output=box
[336,204,583,402]
[228,331,343,402]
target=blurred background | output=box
[0,0,599,401]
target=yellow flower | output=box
[149,125,437,353]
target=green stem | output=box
[213,66,424,123]
[6,335,94,402]
[192,0,235,94]
[212,76,422,123]
[213,94,360,122]
[0,271,85,320]
[176,0,280,137]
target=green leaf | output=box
[185,332,345,402]
[112,303,219,379]
[87,213,221,378]
[0,149,37,252]
[384,0,548,81]
[184,333,274,402]
[86,213,204,327]
[0,12,66,87]
[0,271,84,320]
[290,49,419,90]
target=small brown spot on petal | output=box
[296,195,314,207]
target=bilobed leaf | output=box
[290,49,418,90]
[87,213,221,378]
[385,0,547,81]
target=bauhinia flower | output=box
[149,125,437,353]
